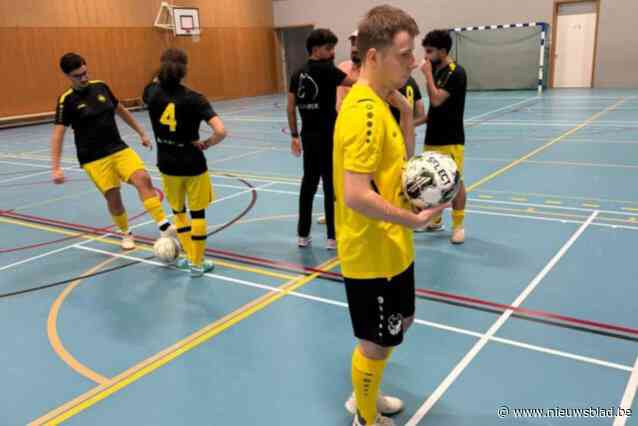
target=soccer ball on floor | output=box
[153,237,180,263]
[402,152,461,209]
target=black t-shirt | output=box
[390,76,423,124]
[143,83,217,176]
[425,63,467,146]
[289,59,347,136]
[54,81,127,165]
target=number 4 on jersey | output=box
[160,103,177,132]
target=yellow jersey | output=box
[333,84,414,279]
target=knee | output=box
[359,340,392,361]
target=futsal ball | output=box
[153,237,180,263]
[402,152,461,209]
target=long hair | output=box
[158,48,188,90]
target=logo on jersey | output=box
[297,73,320,111]
[97,94,107,103]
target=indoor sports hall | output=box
[1,1,637,425]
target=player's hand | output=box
[412,202,450,228]
[52,168,66,184]
[387,90,413,113]
[420,58,433,77]
[140,134,152,151]
[193,139,210,151]
[291,137,302,157]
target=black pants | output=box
[297,132,335,240]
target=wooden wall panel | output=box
[0,0,277,118]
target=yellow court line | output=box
[622,207,638,213]
[466,97,627,192]
[47,257,122,386]
[0,217,299,282]
[29,257,339,426]
[478,189,638,206]
[545,200,562,205]
[511,197,528,202]
[582,203,601,208]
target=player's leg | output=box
[344,273,409,426]
[186,172,214,277]
[297,135,321,247]
[450,146,466,244]
[116,148,172,236]
[83,155,134,249]
[161,173,190,268]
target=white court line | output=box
[209,148,273,165]
[614,357,638,426]
[0,183,266,272]
[405,211,599,426]
[71,244,635,374]
[469,198,637,217]
[0,170,52,184]
[464,96,540,122]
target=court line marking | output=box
[613,357,638,426]
[476,189,638,206]
[0,182,268,273]
[467,98,627,192]
[0,216,299,282]
[468,198,637,217]
[405,211,599,426]
[29,253,339,426]
[54,247,637,377]
[70,246,636,375]
[48,256,121,385]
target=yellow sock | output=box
[174,213,192,261]
[112,212,129,234]
[452,209,465,230]
[191,218,207,267]
[352,346,388,424]
[143,196,169,230]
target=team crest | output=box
[98,94,107,103]
[387,314,403,336]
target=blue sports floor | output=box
[1,89,638,425]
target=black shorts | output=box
[344,263,416,347]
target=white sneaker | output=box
[451,227,465,244]
[121,232,136,250]
[326,239,337,250]
[297,236,312,248]
[345,392,404,416]
[317,216,326,225]
[352,414,395,426]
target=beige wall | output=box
[273,0,638,88]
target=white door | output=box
[554,2,597,88]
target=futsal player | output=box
[143,48,227,277]
[51,53,174,250]
[333,7,450,425]
[287,28,356,249]
[419,30,468,243]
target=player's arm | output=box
[200,116,227,149]
[388,90,415,157]
[287,92,301,157]
[115,103,152,150]
[413,99,428,127]
[51,125,67,184]
[344,172,447,228]
[420,59,450,107]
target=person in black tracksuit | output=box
[287,28,355,249]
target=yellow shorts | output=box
[161,172,214,213]
[424,144,465,176]
[82,148,146,194]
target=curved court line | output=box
[467,97,627,192]
[47,256,119,386]
[30,257,339,426]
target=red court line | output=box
[2,208,637,339]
